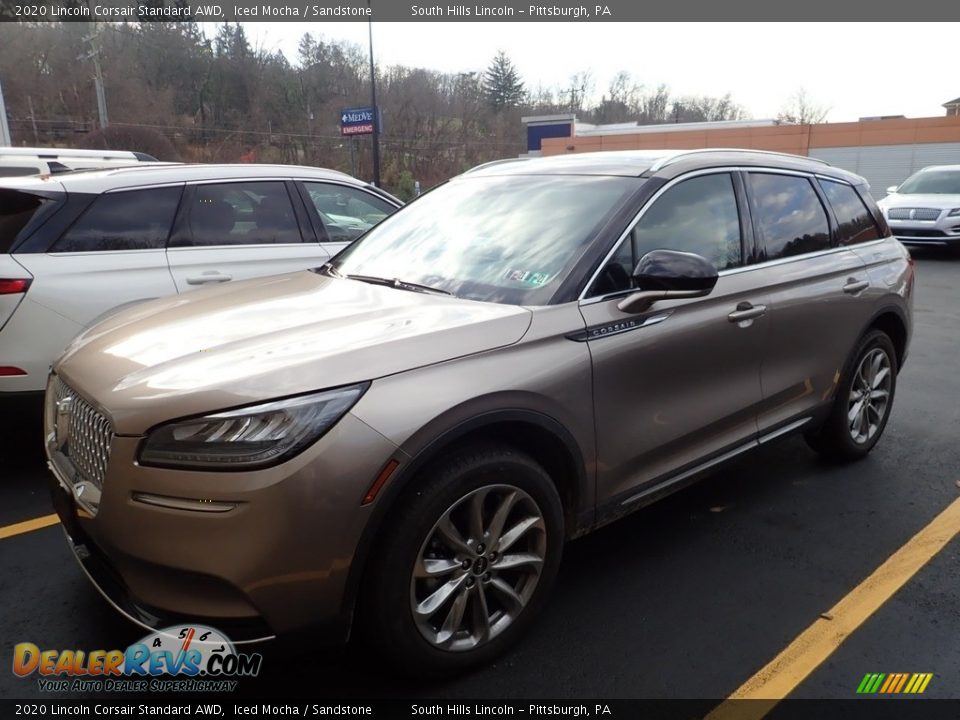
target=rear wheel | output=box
[805,329,898,461]
[361,445,564,676]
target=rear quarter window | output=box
[0,189,52,253]
[819,179,882,246]
[52,186,183,253]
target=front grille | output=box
[52,377,112,490]
[887,207,941,221]
[893,229,947,238]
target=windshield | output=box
[897,169,960,195]
[331,174,638,305]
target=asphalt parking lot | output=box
[1,250,958,706]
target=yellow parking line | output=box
[706,493,960,720]
[0,514,60,541]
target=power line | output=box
[105,121,519,148]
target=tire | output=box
[805,329,898,462]
[359,444,564,676]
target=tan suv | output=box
[45,149,913,674]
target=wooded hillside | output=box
[0,22,747,198]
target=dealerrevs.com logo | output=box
[13,625,262,693]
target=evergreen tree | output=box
[482,51,525,111]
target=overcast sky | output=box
[231,22,956,123]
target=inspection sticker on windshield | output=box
[505,270,551,286]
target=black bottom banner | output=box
[4,699,960,720]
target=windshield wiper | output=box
[345,274,455,297]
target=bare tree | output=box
[561,70,594,114]
[777,88,829,124]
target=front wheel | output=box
[806,329,898,461]
[360,445,564,676]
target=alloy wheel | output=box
[410,484,547,652]
[848,347,892,445]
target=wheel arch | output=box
[863,305,910,370]
[339,409,592,639]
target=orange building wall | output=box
[539,116,960,157]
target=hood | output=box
[56,271,532,434]
[878,193,960,209]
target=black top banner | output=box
[0,0,956,21]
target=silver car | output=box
[878,165,960,252]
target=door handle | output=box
[842,278,870,295]
[186,272,233,285]
[728,302,767,323]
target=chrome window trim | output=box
[714,237,889,277]
[579,165,891,306]
[184,176,294,185]
[647,149,830,173]
[579,166,746,303]
[101,182,187,193]
[165,242,314,251]
[295,177,396,201]
[816,174,854,186]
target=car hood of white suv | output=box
[878,192,960,211]
[55,270,533,434]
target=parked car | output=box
[877,164,960,252]
[0,147,160,177]
[45,149,912,674]
[0,163,401,406]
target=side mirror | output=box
[617,249,718,314]
[886,185,899,195]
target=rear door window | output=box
[175,182,303,247]
[52,187,183,253]
[748,173,830,261]
[819,179,882,246]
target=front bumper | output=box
[46,406,401,641]
[887,217,960,246]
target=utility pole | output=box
[367,1,381,187]
[27,96,39,145]
[81,23,108,130]
[0,78,11,146]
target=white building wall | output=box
[810,143,960,200]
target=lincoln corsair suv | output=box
[877,164,960,252]
[45,149,913,674]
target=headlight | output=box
[139,383,369,470]
[948,208,960,217]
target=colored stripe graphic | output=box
[857,673,932,694]
[879,674,895,693]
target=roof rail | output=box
[0,146,151,161]
[463,157,528,174]
[649,148,831,172]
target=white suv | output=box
[877,164,960,253]
[0,164,400,402]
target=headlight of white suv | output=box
[947,208,960,217]
[139,383,369,470]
